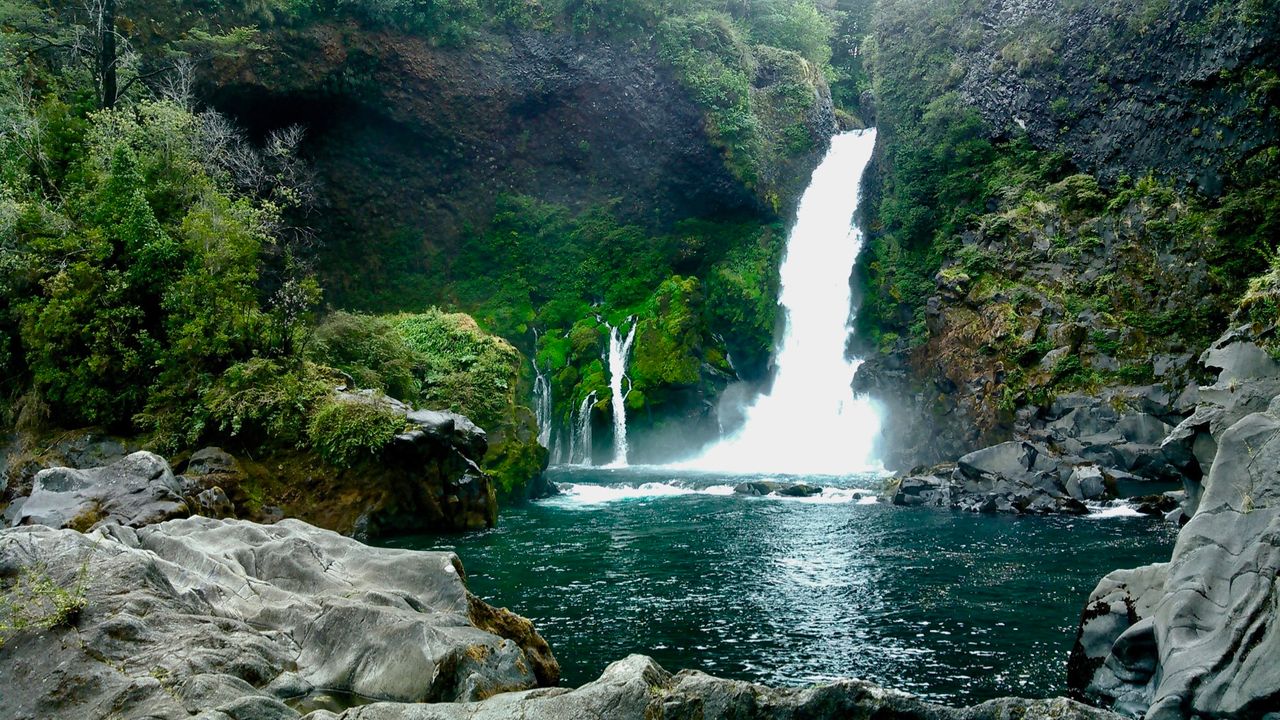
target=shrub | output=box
[201,359,335,448]
[307,396,406,467]
[393,310,522,431]
[309,312,422,401]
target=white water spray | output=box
[605,320,638,466]
[679,130,882,475]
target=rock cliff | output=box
[1065,324,1280,717]
[857,0,1279,473]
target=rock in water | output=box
[305,654,1119,720]
[890,443,1092,515]
[1070,395,1280,718]
[0,517,558,719]
[732,481,823,497]
[11,451,188,530]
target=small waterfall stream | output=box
[569,391,597,466]
[605,320,638,467]
[532,362,553,448]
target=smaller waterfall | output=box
[571,391,597,466]
[532,361,553,448]
[605,320,638,466]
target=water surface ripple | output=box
[382,467,1176,703]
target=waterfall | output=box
[571,391,597,466]
[678,130,881,475]
[605,320,638,467]
[532,360,553,448]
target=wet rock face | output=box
[952,0,1279,193]
[0,517,558,719]
[1072,399,1280,717]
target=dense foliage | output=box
[0,2,547,492]
[432,194,785,430]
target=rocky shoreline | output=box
[882,324,1280,717]
[0,514,1119,720]
[4,325,1279,719]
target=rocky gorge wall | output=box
[856,0,1280,472]
[183,9,844,466]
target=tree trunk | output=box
[99,0,117,108]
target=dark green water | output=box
[382,466,1176,703]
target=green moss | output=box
[632,277,705,390]
[392,310,522,432]
[485,431,549,498]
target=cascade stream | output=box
[605,320,638,467]
[682,129,881,474]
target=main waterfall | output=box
[680,130,881,475]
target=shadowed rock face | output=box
[0,517,558,720]
[952,0,1279,193]
[205,25,791,310]
[1071,331,1280,717]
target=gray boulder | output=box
[11,451,188,530]
[939,442,1089,514]
[733,481,822,497]
[0,517,558,719]
[1163,327,1280,514]
[1065,465,1108,502]
[890,445,1094,515]
[185,447,241,477]
[312,654,1119,720]
[1070,395,1280,718]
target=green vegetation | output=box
[0,1,547,497]
[392,310,523,432]
[308,395,407,467]
[860,0,1280,425]
[0,549,93,648]
[421,194,785,429]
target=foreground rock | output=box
[306,654,1119,720]
[1070,396,1280,715]
[0,517,558,719]
[890,441,1098,515]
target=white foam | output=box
[1086,501,1144,519]
[543,482,867,506]
[549,482,696,505]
